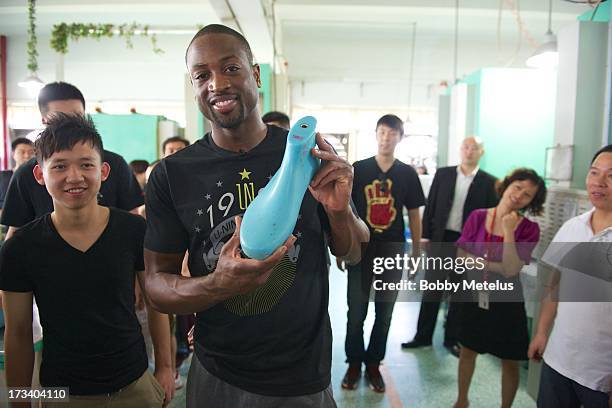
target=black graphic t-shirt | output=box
[352,156,425,242]
[144,125,332,397]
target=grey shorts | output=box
[186,356,337,408]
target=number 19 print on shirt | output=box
[200,167,301,316]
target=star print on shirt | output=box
[239,168,251,180]
[205,194,211,200]
[196,209,203,216]
[216,181,223,187]
[195,226,201,233]
[296,231,302,238]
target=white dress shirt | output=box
[445,165,478,232]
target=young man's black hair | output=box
[376,114,405,138]
[162,136,190,152]
[262,111,290,129]
[34,113,103,164]
[185,24,254,64]
[37,82,86,115]
[11,137,33,151]
[130,160,150,175]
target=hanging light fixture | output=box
[526,0,558,69]
[18,0,44,96]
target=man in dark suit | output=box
[401,136,498,356]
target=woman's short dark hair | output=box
[496,167,547,216]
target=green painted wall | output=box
[259,63,272,114]
[476,69,557,179]
[91,113,159,163]
[448,68,556,179]
[570,22,609,189]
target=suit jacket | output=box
[422,166,498,242]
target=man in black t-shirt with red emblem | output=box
[341,114,425,393]
[142,24,369,407]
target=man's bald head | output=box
[460,136,484,167]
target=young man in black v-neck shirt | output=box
[341,114,425,392]
[0,114,174,407]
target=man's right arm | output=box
[3,291,35,400]
[144,216,290,315]
[528,264,560,361]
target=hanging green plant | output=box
[26,0,38,72]
[50,22,164,55]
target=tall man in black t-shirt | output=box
[143,24,369,407]
[0,114,174,407]
[341,114,425,392]
[0,82,144,241]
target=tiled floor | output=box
[170,259,537,407]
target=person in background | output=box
[262,111,290,130]
[0,138,35,215]
[529,144,612,408]
[402,137,498,357]
[453,168,546,408]
[341,114,425,393]
[130,159,150,190]
[162,136,190,158]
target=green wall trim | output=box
[259,63,272,114]
[577,1,609,22]
[447,68,556,180]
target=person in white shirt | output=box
[529,144,612,408]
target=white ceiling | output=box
[0,0,599,108]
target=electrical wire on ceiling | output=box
[496,0,541,67]
[590,0,605,20]
[561,0,605,4]
[497,0,522,66]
